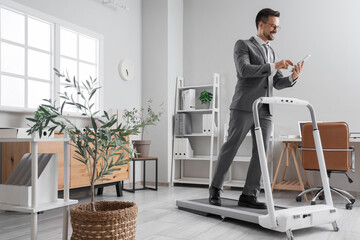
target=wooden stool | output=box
[272,141,311,200]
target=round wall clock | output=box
[118,59,134,81]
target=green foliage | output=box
[26,68,142,211]
[199,90,213,104]
[123,99,164,140]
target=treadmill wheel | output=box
[296,196,302,202]
[319,194,325,200]
[346,203,353,210]
[311,201,316,205]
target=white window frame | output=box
[0,0,104,116]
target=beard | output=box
[263,30,276,41]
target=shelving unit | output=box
[172,73,220,186]
[0,136,77,240]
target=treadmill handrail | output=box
[252,96,333,229]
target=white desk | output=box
[0,137,78,240]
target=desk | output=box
[272,140,310,200]
[0,137,77,240]
[272,136,360,199]
[123,157,158,192]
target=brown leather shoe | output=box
[209,186,221,206]
[238,194,267,209]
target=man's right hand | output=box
[275,60,293,69]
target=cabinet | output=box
[172,73,220,185]
[1,133,129,190]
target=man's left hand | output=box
[291,61,304,81]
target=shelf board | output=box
[175,134,218,137]
[0,138,70,143]
[0,199,78,213]
[177,109,218,113]
[173,177,209,185]
[233,156,251,162]
[174,155,217,161]
[223,180,246,187]
[178,84,214,90]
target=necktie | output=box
[264,44,274,114]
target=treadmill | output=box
[176,97,339,240]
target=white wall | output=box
[183,0,360,191]
[142,0,183,183]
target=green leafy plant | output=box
[26,68,142,211]
[199,90,213,104]
[122,99,164,140]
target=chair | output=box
[296,122,356,209]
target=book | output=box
[0,128,17,138]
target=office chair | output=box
[296,122,356,209]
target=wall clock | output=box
[118,59,134,81]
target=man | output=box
[209,8,304,208]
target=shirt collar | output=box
[254,35,269,46]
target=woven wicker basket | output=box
[70,201,138,240]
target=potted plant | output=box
[199,90,213,109]
[26,69,141,240]
[123,99,164,157]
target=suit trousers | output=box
[211,105,272,197]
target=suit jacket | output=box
[229,36,295,112]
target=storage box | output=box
[0,153,58,207]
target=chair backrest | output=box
[302,122,350,171]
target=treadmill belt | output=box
[177,198,285,224]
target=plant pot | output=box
[202,101,212,109]
[70,201,138,240]
[132,140,151,157]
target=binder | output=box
[175,113,192,135]
[174,138,180,159]
[181,89,196,110]
[174,138,193,159]
[202,114,217,135]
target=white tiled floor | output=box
[0,185,359,239]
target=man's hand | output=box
[275,60,293,70]
[291,61,304,80]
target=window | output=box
[60,28,99,113]
[0,8,52,109]
[0,3,102,114]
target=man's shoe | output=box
[209,186,221,206]
[238,194,267,209]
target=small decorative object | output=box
[199,90,213,109]
[123,99,164,157]
[118,58,135,81]
[26,68,142,239]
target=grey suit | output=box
[211,36,295,197]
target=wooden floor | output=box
[0,185,359,240]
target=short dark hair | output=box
[255,8,280,29]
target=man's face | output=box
[260,16,280,41]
